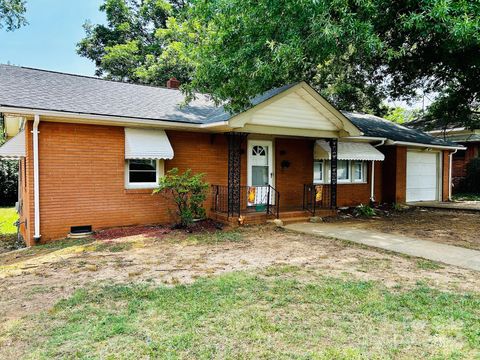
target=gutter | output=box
[344,136,387,142]
[374,139,386,148]
[32,114,41,242]
[0,106,226,131]
[385,140,466,151]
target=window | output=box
[337,160,350,181]
[353,161,364,182]
[126,159,163,189]
[313,160,323,183]
[312,160,367,184]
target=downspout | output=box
[370,161,375,203]
[449,149,458,201]
[370,139,386,203]
[32,114,41,242]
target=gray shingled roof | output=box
[343,111,458,147]
[0,64,457,147]
[0,64,218,123]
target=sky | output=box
[0,0,105,76]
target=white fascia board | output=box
[0,106,205,130]
[386,140,467,151]
[343,136,388,142]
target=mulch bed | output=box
[94,219,224,241]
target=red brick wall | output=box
[381,146,451,204]
[24,120,229,243]
[275,138,314,210]
[380,146,407,203]
[21,119,385,243]
[451,143,479,188]
[274,138,380,208]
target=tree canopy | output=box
[0,0,26,31]
[79,0,480,129]
[77,0,191,84]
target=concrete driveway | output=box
[285,222,480,271]
[409,201,480,211]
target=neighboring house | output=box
[429,128,480,188]
[0,65,462,245]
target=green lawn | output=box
[5,267,479,359]
[0,207,17,235]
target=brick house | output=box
[429,128,480,189]
[0,65,462,245]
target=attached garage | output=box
[406,151,441,202]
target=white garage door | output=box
[406,151,439,202]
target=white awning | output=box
[125,128,174,160]
[0,130,25,160]
[314,140,385,161]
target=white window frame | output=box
[313,160,324,184]
[312,160,367,184]
[125,159,164,189]
[336,160,350,183]
[352,160,366,183]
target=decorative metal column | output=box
[227,132,246,217]
[329,138,338,209]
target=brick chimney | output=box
[166,77,180,89]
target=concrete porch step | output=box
[276,210,312,219]
[268,217,311,225]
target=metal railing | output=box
[303,184,332,215]
[211,185,280,219]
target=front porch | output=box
[210,183,337,225]
[210,132,340,225]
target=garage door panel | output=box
[406,151,439,202]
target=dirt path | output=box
[327,208,480,251]
[1,225,479,332]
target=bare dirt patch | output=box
[0,224,478,334]
[326,207,480,250]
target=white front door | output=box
[247,140,274,205]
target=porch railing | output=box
[303,184,332,215]
[211,185,280,219]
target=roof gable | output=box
[228,82,362,137]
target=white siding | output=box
[249,91,339,130]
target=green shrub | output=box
[153,168,209,228]
[354,204,376,217]
[462,158,480,193]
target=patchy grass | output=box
[3,268,479,359]
[0,207,18,235]
[416,259,445,271]
[453,193,480,201]
[91,241,134,253]
[170,229,244,245]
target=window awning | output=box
[125,128,174,160]
[0,130,26,160]
[314,140,385,161]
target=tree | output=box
[77,0,192,84]
[0,0,27,31]
[159,0,480,121]
[384,107,418,125]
